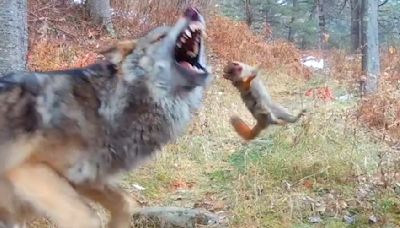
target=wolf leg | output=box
[6,163,101,228]
[0,177,32,228]
[78,184,137,228]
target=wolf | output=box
[223,61,305,141]
[0,7,211,228]
[0,59,120,228]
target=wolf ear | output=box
[99,40,137,64]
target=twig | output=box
[295,166,331,186]
[51,26,77,39]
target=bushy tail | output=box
[283,109,307,123]
[230,116,267,141]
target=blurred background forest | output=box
[218,0,400,49]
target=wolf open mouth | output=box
[174,9,207,75]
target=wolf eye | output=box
[152,33,167,43]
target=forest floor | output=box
[26,2,400,227]
[118,53,400,228]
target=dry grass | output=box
[327,49,362,82]
[28,40,99,71]
[358,77,400,142]
[357,47,400,142]
[325,47,400,142]
[127,55,400,227]
[207,15,312,80]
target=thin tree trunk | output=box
[0,0,28,75]
[288,0,298,42]
[351,0,362,53]
[361,0,380,94]
[316,0,327,50]
[86,0,116,37]
[244,0,253,27]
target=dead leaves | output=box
[169,179,195,191]
[28,40,99,72]
[305,86,335,102]
[208,15,310,79]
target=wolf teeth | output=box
[193,45,199,54]
[187,51,197,58]
[189,24,197,32]
[189,22,204,32]
[185,29,192,38]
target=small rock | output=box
[368,215,378,224]
[338,94,353,101]
[282,181,291,191]
[315,202,326,213]
[309,215,322,224]
[394,183,400,195]
[343,215,356,224]
[338,200,348,209]
[212,201,225,211]
[132,183,145,191]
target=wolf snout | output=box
[184,7,201,21]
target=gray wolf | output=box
[223,61,305,141]
[0,7,211,228]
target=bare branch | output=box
[379,0,389,7]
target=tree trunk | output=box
[361,0,380,94]
[0,0,28,75]
[288,0,298,42]
[86,0,116,37]
[351,0,362,53]
[316,0,327,50]
[244,0,253,27]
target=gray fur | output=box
[0,61,117,173]
[241,77,301,123]
[69,14,212,183]
[0,13,212,186]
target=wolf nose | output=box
[184,7,200,21]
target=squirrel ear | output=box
[247,63,260,77]
[241,74,257,90]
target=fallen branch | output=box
[132,207,222,228]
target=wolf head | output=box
[222,61,260,83]
[102,7,211,95]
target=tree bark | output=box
[361,0,380,94]
[288,0,298,42]
[0,0,28,75]
[86,0,116,37]
[317,0,327,50]
[243,0,253,27]
[351,0,362,53]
